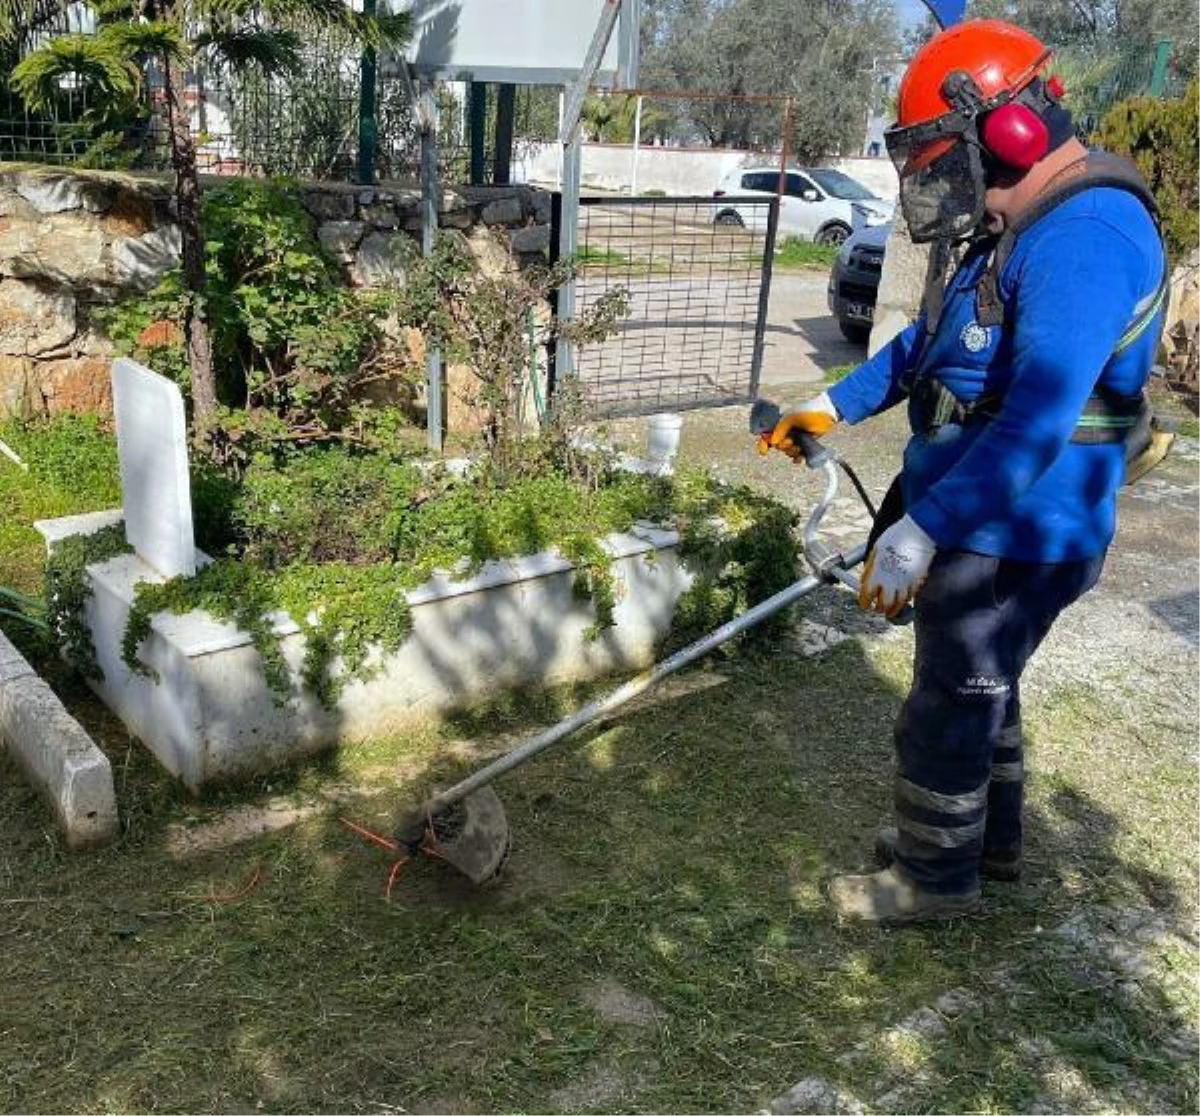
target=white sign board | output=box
[393,0,638,86]
[111,357,196,579]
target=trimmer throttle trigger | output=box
[749,399,831,468]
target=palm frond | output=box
[11,33,140,111]
[254,0,359,31]
[102,19,188,63]
[195,25,300,74]
[92,0,138,20]
[0,0,69,47]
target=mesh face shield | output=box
[885,114,989,243]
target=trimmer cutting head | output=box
[396,786,511,886]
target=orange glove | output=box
[759,392,840,459]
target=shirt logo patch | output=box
[960,322,991,353]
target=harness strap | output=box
[976,151,1164,329]
[912,380,1148,446]
[913,151,1168,450]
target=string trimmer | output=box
[395,403,880,884]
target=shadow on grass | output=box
[2,617,1195,1114]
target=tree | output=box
[12,0,409,445]
[638,0,901,159]
[966,0,1197,80]
[1094,78,1199,263]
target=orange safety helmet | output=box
[888,20,1057,176]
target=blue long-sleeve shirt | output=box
[828,185,1165,562]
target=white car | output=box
[712,166,893,245]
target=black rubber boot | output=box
[874,826,1022,882]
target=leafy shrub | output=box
[232,447,423,567]
[98,179,420,462]
[398,233,629,484]
[1094,80,1199,264]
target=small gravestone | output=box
[111,357,196,578]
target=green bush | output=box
[232,447,423,568]
[98,179,419,461]
[1094,80,1199,264]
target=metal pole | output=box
[556,91,565,188]
[494,83,516,184]
[778,96,793,197]
[468,81,488,184]
[555,135,582,380]
[355,0,378,185]
[1149,40,1172,97]
[420,80,443,451]
[750,197,779,400]
[629,93,643,195]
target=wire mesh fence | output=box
[0,3,560,181]
[563,195,778,418]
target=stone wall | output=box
[0,165,553,418]
[1163,248,1198,393]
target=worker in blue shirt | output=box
[768,19,1169,923]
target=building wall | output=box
[517,141,900,200]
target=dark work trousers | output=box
[892,549,1106,895]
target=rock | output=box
[0,215,36,269]
[110,224,182,290]
[100,191,159,238]
[481,196,524,226]
[510,223,550,255]
[1167,249,1199,327]
[36,355,112,412]
[0,190,37,221]
[361,202,401,229]
[354,230,413,287]
[15,174,84,214]
[4,217,106,286]
[439,209,475,230]
[0,354,33,417]
[317,220,366,260]
[136,319,183,350]
[465,225,513,279]
[302,190,357,221]
[0,279,76,356]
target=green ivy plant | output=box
[116,457,799,710]
[45,524,133,680]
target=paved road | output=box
[758,271,867,394]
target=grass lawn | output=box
[1,416,1196,1114]
[772,238,839,272]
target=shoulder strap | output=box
[976,151,1161,328]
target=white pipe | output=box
[0,438,27,470]
[630,94,643,195]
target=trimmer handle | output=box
[749,399,831,468]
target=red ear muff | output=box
[981,102,1049,170]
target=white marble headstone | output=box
[111,357,196,578]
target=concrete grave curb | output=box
[0,629,119,847]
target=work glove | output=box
[859,514,936,619]
[760,392,840,460]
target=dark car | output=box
[827,220,891,344]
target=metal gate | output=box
[553,195,778,418]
